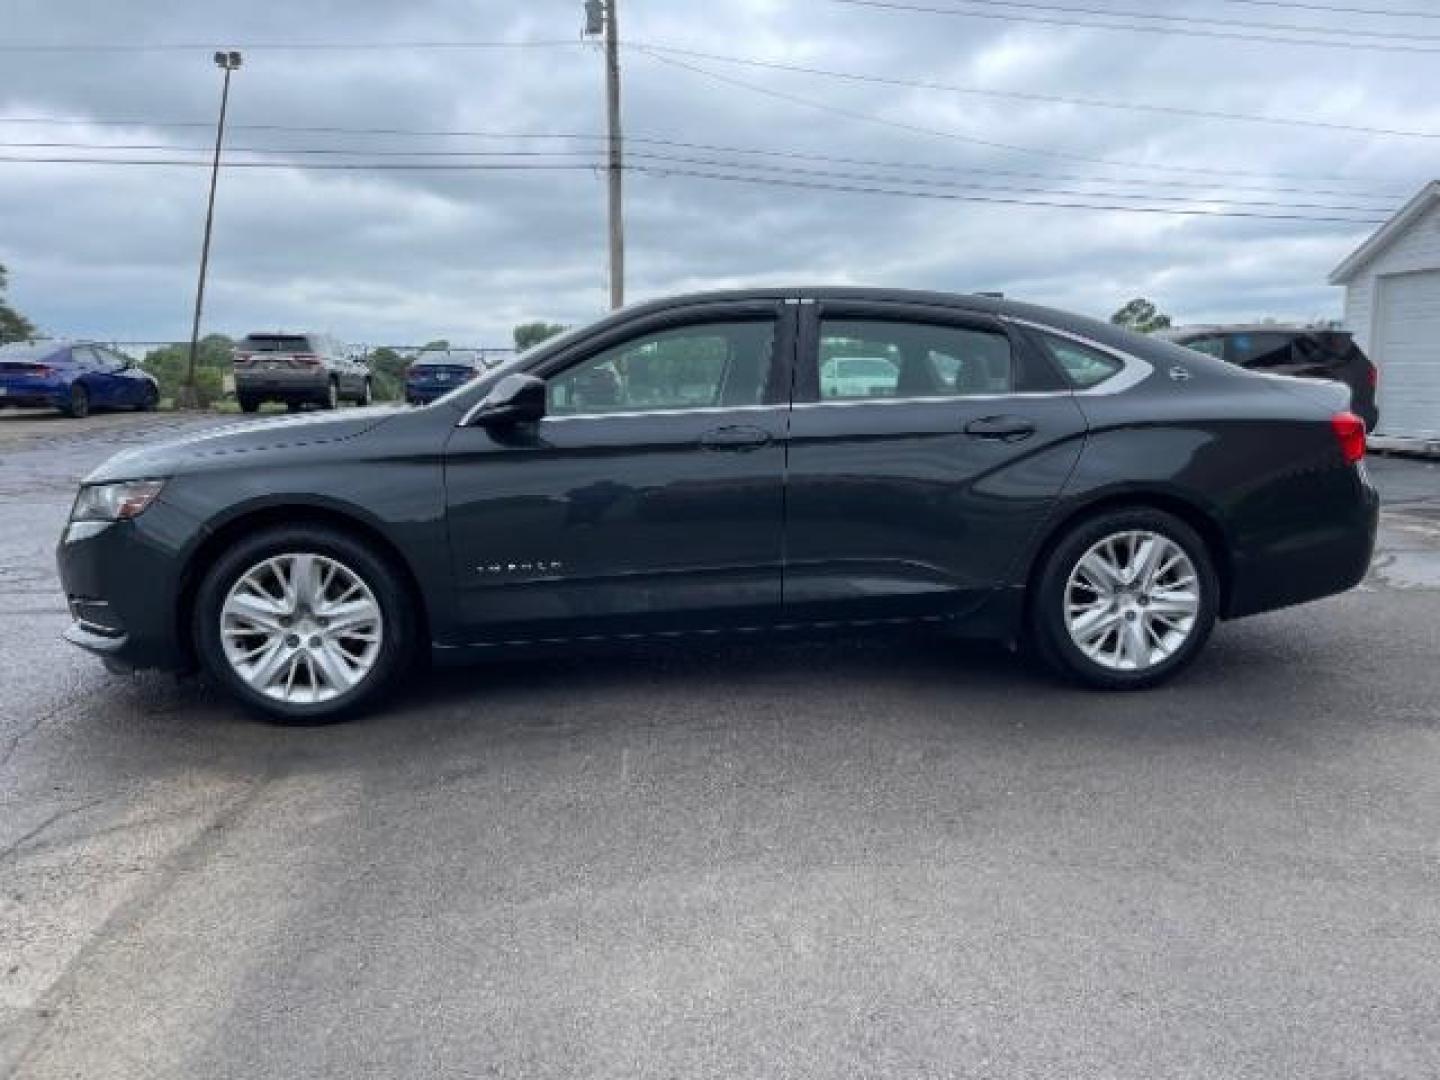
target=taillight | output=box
[1331,411,1366,464]
[233,352,253,368]
[291,353,321,367]
[1367,363,1378,388]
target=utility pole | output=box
[181,50,242,409]
[585,0,624,309]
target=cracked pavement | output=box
[2,413,1439,1079]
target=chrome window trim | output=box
[1005,317,1154,396]
[791,390,1069,409]
[540,404,783,423]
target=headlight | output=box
[70,480,166,522]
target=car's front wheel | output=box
[193,526,416,722]
[1029,508,1218,689]
[63,383,90,419]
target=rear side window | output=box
[1226,332,1295,369]
[1182,336,1226,360]
[1034,333,1124,388]
[817,319,1012,400]
[239,335,313,353]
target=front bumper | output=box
[55,503,204,671]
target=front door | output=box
[443,303,794,643]
[783,301,1089,622]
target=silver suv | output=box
[233,333,372,413]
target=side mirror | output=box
[469,373,546,426]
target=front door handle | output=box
[964,415,1036,442]
[700,425,772,452]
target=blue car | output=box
[404,348,488,405]
[0,340,160,417]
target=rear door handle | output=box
[700,424,772,452]
[963,415,1036,442]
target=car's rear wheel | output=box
[63,383,90,419]
[323,379,339,410]
[139,383,160,411]
[358,378,373,407]
[238,395,260,414]
[193,526,416,723]
[1029,508,1218,689]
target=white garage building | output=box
[1329,180,1440,441]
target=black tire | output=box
[322,379,339,411]
[62,383,90,419]
[192,525,417,724]
[140,383,160,412]
[238,396,261,414]
[357,378,373,407]
[286,401,303,413]
[1028,507,1218,690]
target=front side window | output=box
[817,319,1012,400]
[1035,333,1124,389]
[547,320,774,416]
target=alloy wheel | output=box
[219,553,383,704]
[1063,530,1200,673]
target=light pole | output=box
[180,49,242,409]
[584,0,624,309]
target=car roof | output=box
[604,286,1155,350]
[1161,324,1349,339]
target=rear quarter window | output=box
[1034,333,1124,389]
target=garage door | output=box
[1376,269,1440,438]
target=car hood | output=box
[85,406,405,484]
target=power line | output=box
[834,0,1440,39]
[633,44,1440,140]
[1,113,1408,194]
[1215,0,1440,18]
[0,151,1390,222]
[626,163,1386,223]
[826,0,1440,52]
[0,137,1404,200]
[0,39,582,54]
[631,45,1398,186]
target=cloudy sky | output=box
[1,0,1437,347]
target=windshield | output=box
[413,349,482,370]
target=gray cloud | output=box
[1,0,1436,345]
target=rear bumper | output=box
[0,383,67,408]
[1226,464,1379,619]
[235,370,329,399]
[55,505,202,671]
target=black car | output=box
[1157,325,1379,433]
[57,289,1377,722]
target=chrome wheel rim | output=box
[1064,530,1200,672]
[220,553,383,704]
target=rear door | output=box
[443,301,794,642]
[783,300,1088,622]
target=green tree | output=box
[364,346,408,401]
[143,335,234,407]
[1109,298,1172,334]
[513,322,567,351]
[0,262,38,345]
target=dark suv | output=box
[232,333,372,413]
[1158,325,1378,432]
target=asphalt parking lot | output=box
[2,411,1439,1079]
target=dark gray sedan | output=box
[57,289,1377,722]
